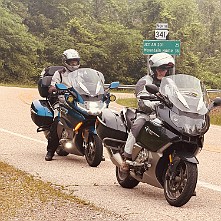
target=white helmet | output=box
[62,49,80,71]
[149,52,174,75]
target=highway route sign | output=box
[143,40,181,55]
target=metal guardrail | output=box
[105,84,220,93]
[207,89,221,93]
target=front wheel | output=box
[164,160,198,207]
[85,134,103,167]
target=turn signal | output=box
[74,122,83,131]
[169,154,172,163]
[67,95,74,103]
[110,94,116,102]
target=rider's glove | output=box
[48,85,57,94]
[137,99,153,114]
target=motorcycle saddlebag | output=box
[96,109,127,141]
[38,66,64,98]
[31,100,53,127]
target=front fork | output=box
[168,154,181,180]
[82,125,96,144]
[167,152,199,179]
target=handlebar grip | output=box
[139,95,159,101]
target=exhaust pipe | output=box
[106,148,123,167]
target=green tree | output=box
[0,6,43,83]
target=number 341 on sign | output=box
[155,30,169,40]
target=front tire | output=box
[164,160,198,207]
[85,134,103,167]
[116,166,139,189]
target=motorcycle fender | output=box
[177,153,199,164]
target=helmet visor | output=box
[66,58,80,65]
[158,62,174,70]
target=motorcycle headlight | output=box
[87,101,106,115]
[170,112,206,135]
[77,101,106,115]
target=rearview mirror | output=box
[208,97,221,111]
[213,97,221,107]
[55,83,68,90]
[145,84,159,94]
[109,81,120,89]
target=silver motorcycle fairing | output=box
[130,144,163,188]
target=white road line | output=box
[1,127,221,193]
[198,181,221,192]
[0,128,47,144]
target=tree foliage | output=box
[0,0,220,88]
[0,5,43,83]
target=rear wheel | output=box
[85,134,103,167]
[116,166,139,189]
[164,160,197,207]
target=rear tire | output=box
[164,160,197,207]
[116,166,139,189]
[85,134,103,167]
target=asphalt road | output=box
[1,86,221,221]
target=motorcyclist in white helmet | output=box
[46,49,81,161]
[120,52,175,172]
[48,49,80,93]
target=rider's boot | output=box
[45,151,54,161]
[120,152,132,173]
[120,160,129,172]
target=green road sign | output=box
[143,40,181,55]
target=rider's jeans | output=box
[124,113,149,157]
[46,102,60,154]
[47,117,59,154]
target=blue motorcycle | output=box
[31,67,119,167]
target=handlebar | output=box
[140,94,173,108]
[139,95,160,101]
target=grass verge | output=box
[0,161,100,220]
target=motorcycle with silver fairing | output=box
[31,67,119,167]
[96,74,221,206]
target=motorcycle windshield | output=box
[67,68,104,97]
[160,74,208,115]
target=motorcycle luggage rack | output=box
[103,137,125,150]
